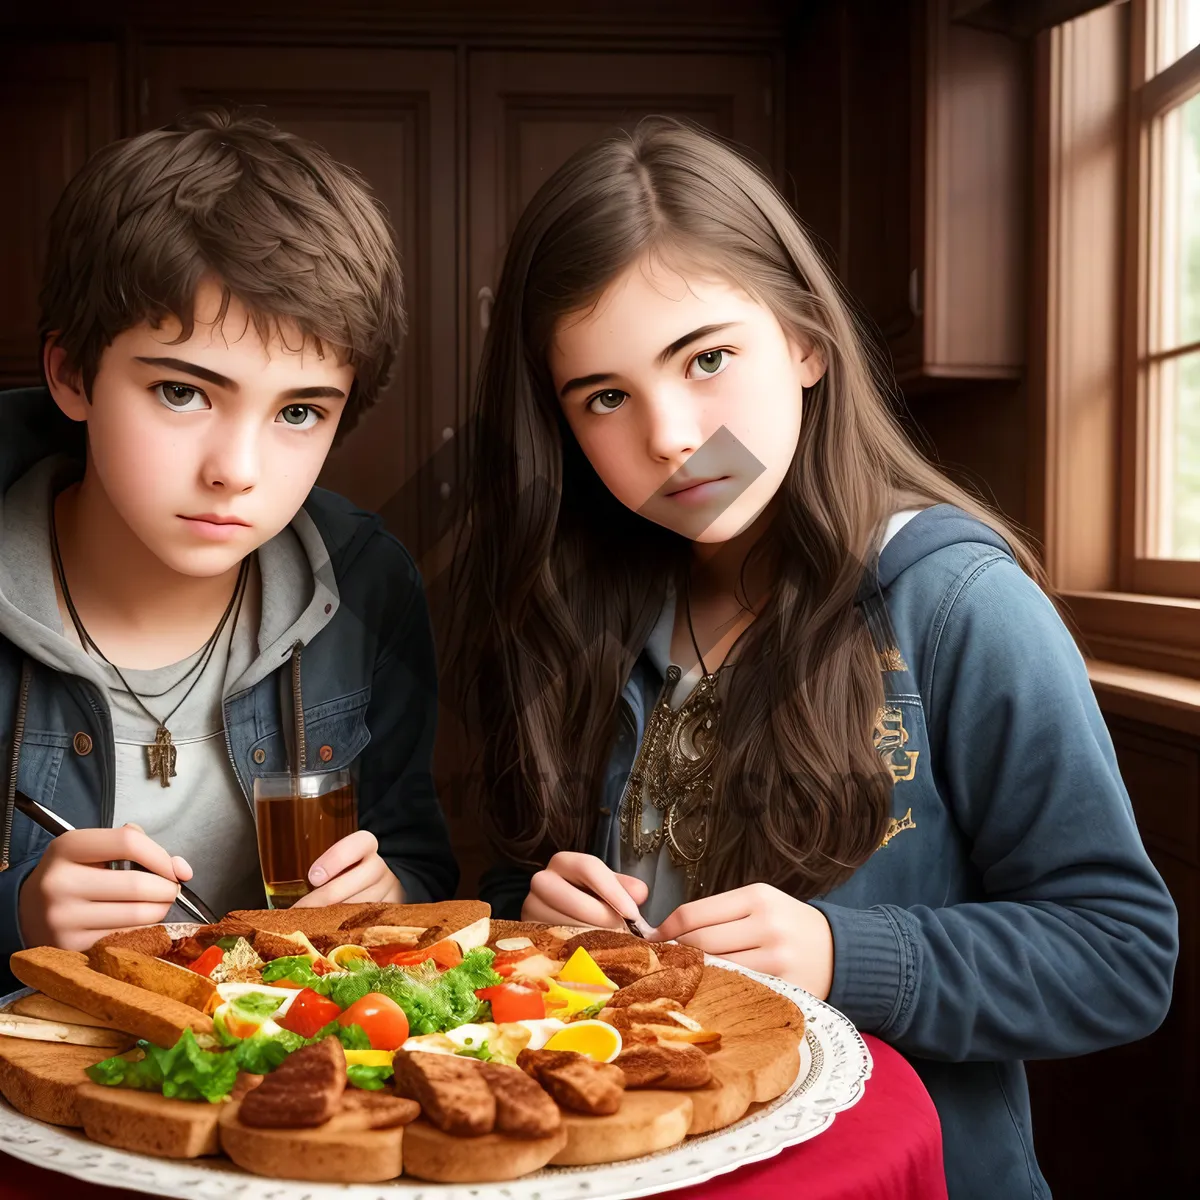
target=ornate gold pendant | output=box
[619,665,719,881]
[146,725,177,788]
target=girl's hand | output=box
[522,851,649,929]
[292,830,402,906]
[651,883,834,999]
[18,823,192,952]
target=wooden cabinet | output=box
[466,49,778,399]
[142,46,459,559]
[792,0,1027,388]
[0,43,118,387]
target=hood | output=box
[868,504,1015,595]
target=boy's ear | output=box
[43,337,89,422]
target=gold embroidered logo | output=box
[872,705,921,782]
[878,646,908,672]
[880,807,917,847]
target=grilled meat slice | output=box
[238,1036,347,1128]
[475,1061,562,1137]
[391,1050,495,1136]
[517,1049,626,1115]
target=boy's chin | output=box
[149,539,258,580]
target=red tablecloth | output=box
[0,1033,945,1200]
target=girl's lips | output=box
[664,476,733,506]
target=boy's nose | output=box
[202,427,259,492]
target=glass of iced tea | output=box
[253,769,357,909]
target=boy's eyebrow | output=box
[134,356,346,401]
[135,356,235,389]
[559,322,741,397]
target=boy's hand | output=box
[651,883,834,999]
[291,830,403,906]
[521,851,649,929]
[18,823,192,952]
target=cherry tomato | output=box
[188,945,224,978]
[276,988,343,1039]
[475,983,546,1023]
[338,992,410,1051]
[388,939,463,971]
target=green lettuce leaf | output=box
[456,1040,492,1061]
[86,1030,239,1103]
[260,956,332,994]
[346,1063,394,1090]
[230,992,284,1022]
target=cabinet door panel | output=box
[0,44,118,387]
[143,46,457,557]
[468,50,778,393]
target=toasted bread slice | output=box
[75,1082,221,1157]
[218,1101,405,1182]
[0,1012,134,1050]
[402,1120,567,1183]
[85,925,172,964]
[9,946,214,1047]
[228,904,381,936]
[608,965,703,1009]
[6,992,127,1029]
[683,965,806,1040]
[88,944,218,1015]
[549,1090,693,1166]
[0,1034,112,1127]
[707,1030,801,1104]
[657,1056,753,1134]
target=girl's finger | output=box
[671,915,764,957]
[56,899,179,932]
[615,873,650,905]
[529,869,626,929]
[306,830,379,887]
[652,887,758,942]
[552,855,643,922]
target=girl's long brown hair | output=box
[449,117,1044,899]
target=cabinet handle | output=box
[908,268,923,318]
[478,286,495,333]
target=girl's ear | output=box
[791,336,828,390]
[43,337,88,422]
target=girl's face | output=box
[549,253,825,544]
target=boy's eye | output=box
[587,389,628,415]
[154,382,208,411]
[687,349,730,379]
[278,404,320,429]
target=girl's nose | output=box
[644,390,703,465]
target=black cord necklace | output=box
[49,497,249,788]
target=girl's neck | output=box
[53,473,244,670]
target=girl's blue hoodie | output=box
[482,505,1179,1200]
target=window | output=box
[1124,0,1200,592]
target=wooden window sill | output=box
[1062,589,1200,680]
[1087,658,1200,737]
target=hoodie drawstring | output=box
[1,658,33,872]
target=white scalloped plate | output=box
[0,954,871,1200]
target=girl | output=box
[450,118,1177,1199]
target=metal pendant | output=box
[146,725,178,788]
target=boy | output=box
[0,107,458,989]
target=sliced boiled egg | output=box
[327,944,373,969]
[214,982,300,1017]
[543,1019,623,1063]
[513,1018,568,1050]
[443,1023,494,1053]
[400,1033,458,1055]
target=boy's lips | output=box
[179,513,252,539]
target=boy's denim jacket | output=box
[0,387,459,992]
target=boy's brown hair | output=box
[38,105,404,443]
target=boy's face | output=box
[48,278,354,578]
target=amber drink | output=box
[253,769,356,908]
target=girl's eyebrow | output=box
[559,321,742,398]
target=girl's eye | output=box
[688,349,730,379]
[154,382,208,411]
[586,389,628,415]
[277,403,321,430]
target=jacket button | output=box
[252,748,267,764]
[318,744,333,762]
[72,732,92,756]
